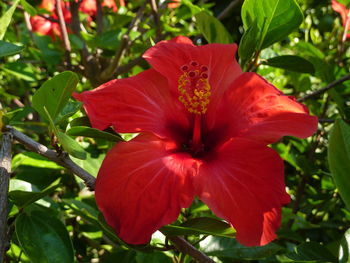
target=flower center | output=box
[178,61,211,115]
[178,61,211,155]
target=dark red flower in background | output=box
[332,0,350,39]
[74,36,318,247]
[30,0,71,39]
[30,0,123,39]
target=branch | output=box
[217,0,243,20]
[99,3,147,81]
[0,133,12,263]
[166,236,215,263]
[114,56,145,75]
[99,34,130,81]
[4,126,96,190]
[149,0,162,42]
[96,0,104,35]
[55,0,72,69]
[298,73,350,102]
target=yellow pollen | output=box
[177,70,211,115]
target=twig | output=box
[149,0,162,42]
[99,34,130,81]
[217,0,243,20]
[4,126,96,190]
[23,12,34,41]
[114,56,145,75]
[55,0,72,69]
[70,0,101,86]
[0,133,12,263]
[166,236,215,263]
[298,73,350,102]
[96,0,104,35]
[99,3,146,81]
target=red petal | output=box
[30,16,54,36]
[206,73,318,145]
[195,138,290,246]
[95,133,197,244]
[74,69,190,139]
[332,0,349,25]
[143,37,242,102]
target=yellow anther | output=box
[177,70,211,115]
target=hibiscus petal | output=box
[331,0,348,26]
[206,72,318,145]
[143,36,242,101]
[74,69,190,140]
[195,138,290,246]
[95,133,197,244]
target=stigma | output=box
[178,61,211,114]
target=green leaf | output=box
[0,0,19,40]
[161,217,235,238]
[286,242,337,261]
[32,71,79,122]
[195,11,233,44]
[55,101,82,124]
[0,40,24,57]
[71,152,104,177]
[66,126,123,142]
[20,0,37,16]
[241,0,303,49]
[182,0,202,15]
[44,106,87,160]
[56,131,87,160]
[9,178,61,208]
[263,55,315,74]
[328,119,350,210]
[12,152,62,170]
[201,237,283,260]
[337,0,350,5]
[16,211,74,263]
[3,62,36,81]
[136,252,172,263]
[339,228,350,263]
[238,19,260,68]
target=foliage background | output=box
[1,0,350,262]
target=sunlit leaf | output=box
[20,0,37,16]
[339,228,350,263]
[32,71,79,122]
[195,11,233,44]
[0,0,19,40]
[9,178,61,208]
[241,0,303,49]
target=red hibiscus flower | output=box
[30,0,71,39]
[30,0,122,39]
[79,0,124,17]
[74,36,318,247]
[168,0,181,8]
[332,0,350,39]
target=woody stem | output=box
[191,114,202,152]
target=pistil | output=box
[191,114,202,153]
